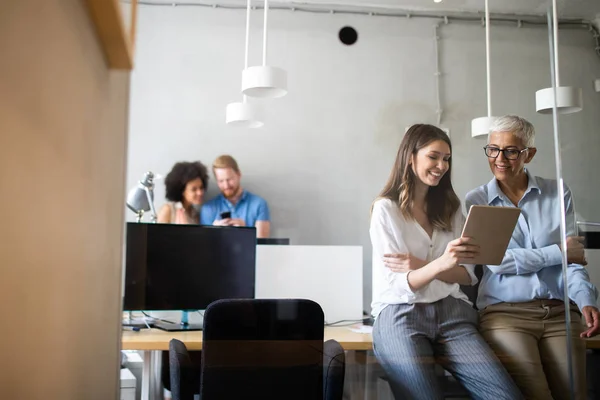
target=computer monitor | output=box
[582,230,600,249]
[124,223,256,330]
[577,222,600,249]
[257,238,290,245]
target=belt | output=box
[503,299,575,308]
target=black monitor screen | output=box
[124,223,256,311]
[583,230,600,249]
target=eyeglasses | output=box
[483,146,529,160]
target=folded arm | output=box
[370,206,416,296]
[405,259,456,290]
[567,264,598,310]
[370,203,450,294]
[382,210,478,287]
[487,245,563,275]
[392,254,474,285]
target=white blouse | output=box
[370,198,477,318]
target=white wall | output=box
[127,5,600,311]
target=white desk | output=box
[123,326,375,400]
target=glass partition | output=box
[121,1,600,399]
[550,1,600,399]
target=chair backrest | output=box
[169,339,196,400]
[200,299,325,400]
[322,339,345,400]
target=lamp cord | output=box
[485,0,492,117]
[262,0,269,66]
[552,0,560,87]
[242,0,252,103]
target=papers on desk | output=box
[348,325,373,334]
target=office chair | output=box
[169,339,198,400]
[322,338,345,400]
[168,299,345,400]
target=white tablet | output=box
[461,205,521,265]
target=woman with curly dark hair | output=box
[157,161,209,224]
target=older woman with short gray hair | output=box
[466,114,598,399]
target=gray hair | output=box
[489,115,535,147]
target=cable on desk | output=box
[324,319,365,327]
[142,311,175,324]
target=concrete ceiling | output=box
[142,0,600,19]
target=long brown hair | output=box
[376,124,460,231]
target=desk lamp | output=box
[124,171,157,328]
[126,171,157,223]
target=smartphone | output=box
[220,211,231,219]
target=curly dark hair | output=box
[164,161,209,202]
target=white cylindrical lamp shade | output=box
[535,86,583,114]
[242,66,287,98]
[471,116,497,138]
[225,102,264,128]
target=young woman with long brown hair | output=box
[370,124,521,400]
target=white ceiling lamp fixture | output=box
[471,0,496,137]
[242,0,288,98]
[535,0,583,114]
[226,0,264,128]
[225,100,264,128]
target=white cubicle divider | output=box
[120,368,136,400]
[255,245,363,323]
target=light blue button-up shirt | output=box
[465,169,598,311]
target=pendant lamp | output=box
[471,0,496,137]
[226,0,264,127]
[535,0,582,114]
[242,0,287,98]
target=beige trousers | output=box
[480,300,586,400]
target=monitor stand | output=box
[153,310,203,331]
